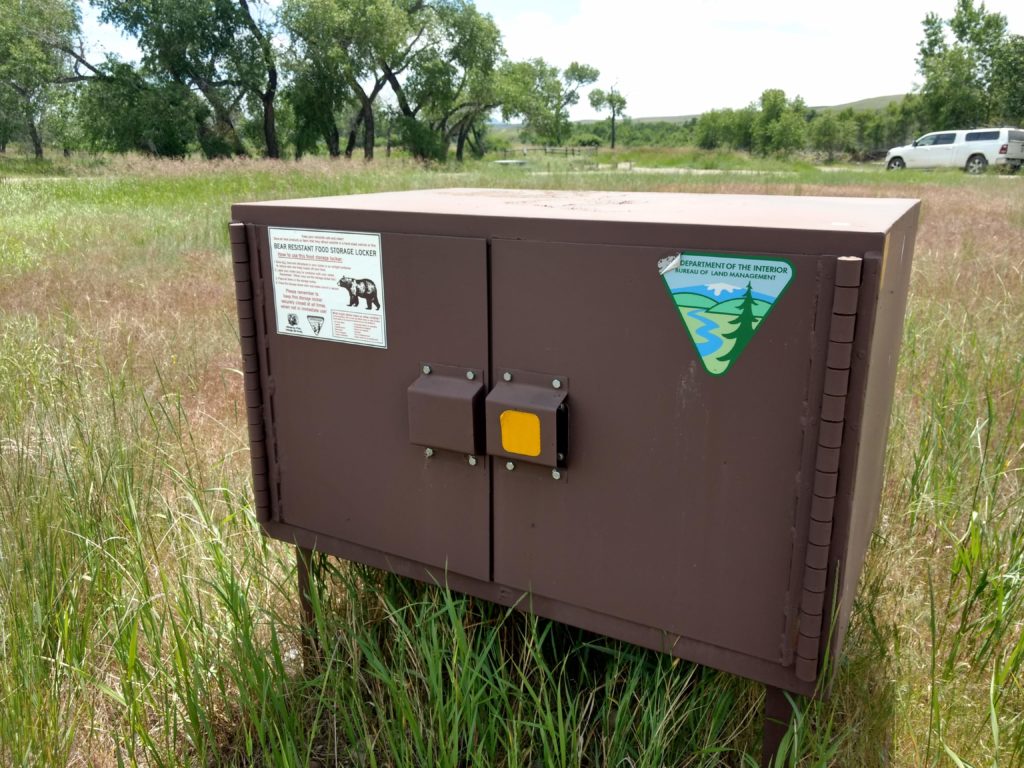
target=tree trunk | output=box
[28,118,43,159]
[456,126,468,162]
[362,103,374,160]
[238,0,279,158]
[193,82,247,157]
[468,127,484,158]
[325,121,341,157]
[344,110,364,159]
[1,141,8,153]
[262,88,279,158]
[611,114,617,149]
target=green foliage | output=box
[572,132,602,147]
[502,59,598,146]
[588,86,626,148]
[94,0,280,157]
[990,34,1024,124]
[396,114,447,161]
[0,0,80,157]
[604,118,691,147]
[282,0,418,159]
[916,0,1018,128]
[0,83,25,151]
[694,107,759,152]
[78,63,205,156]
[282,0,505,161]
[499,57,561,144]
[810,110,855,162]
[396,0,505,160]
[694,109,729,150]
[752,89,807,156]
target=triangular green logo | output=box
[659,252,794,376]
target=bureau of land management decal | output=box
[659,252,794,375]
[269,227,386,349]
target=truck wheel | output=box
[965,154,988,174]
[886,157,905,170]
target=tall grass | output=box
[1,154,1022,766]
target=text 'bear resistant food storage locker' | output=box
[229,188,919,704]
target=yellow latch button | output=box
[500,410,541,457]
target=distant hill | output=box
[490,94,911,132]
[587,94,910,124]
[815,94,907,112]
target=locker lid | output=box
[234,188,919,235]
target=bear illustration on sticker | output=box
[338,276,381,310]
[659,252,794,376]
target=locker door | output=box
[256,229,490,581]
[489,238,840,664]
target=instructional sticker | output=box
[268,227,386,349]
[658,252,794,375]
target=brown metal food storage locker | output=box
[229,188,918,752]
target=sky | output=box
[79,0,1023,120]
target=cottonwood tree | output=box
[386,0,504,160]
[588,86,626,148]
[282,0,424,159]
[502,59,598,146]
[810,110,855,162]
[0,85,23,152]
[282,57,352,157]
[95,0,281,157]
[752,89,807,156]
[0,0,80,157]
[990,34,1024,124]
[916,0,1011,127]
[78,62,206,155]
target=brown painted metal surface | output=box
[230,188,919,696]
[489,237,835,665]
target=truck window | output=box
[966,130,999,141]
[934,133,957,145]
[916,134,937,146]
[1010,130,1024,142]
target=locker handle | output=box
[407,366,485,456]
[485,381,568,468]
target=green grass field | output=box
[1,153,1022,766]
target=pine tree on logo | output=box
[718,282,758,365]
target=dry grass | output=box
[1,155,1022,766]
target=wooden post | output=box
[762,685,792,767]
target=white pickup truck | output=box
[886,127,1024,174]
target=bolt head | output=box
[467,455,477,466]
[503,371,513,382]
[424,447,434,458]
[551,469,561,480]
[505,461,515,471]
[422,364,432,375]
[552,378,562,389]
[466,370,476,380]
